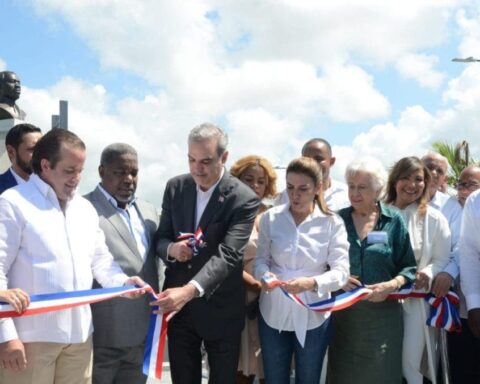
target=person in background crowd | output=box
[255,156,349,384]
[153,123,260,384]
[450,165,480,383]
[385,156,450,384]
[0,129,145,384]
[0,123,42,193]
[230,155,278,384]
[276,138,349,211]
[422,153,462,299]
[85,143,164,384]
[327,157,416,384]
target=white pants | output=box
[402,299,438,384]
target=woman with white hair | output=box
[385,156,450,384]
[327,157,417,384]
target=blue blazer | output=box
[0,169,17,195]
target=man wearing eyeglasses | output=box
[451,166,480,383]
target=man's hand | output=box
[169,240,194,262]
[0,289,30,313]
[283,277,316,294]
[150,284,198,320]
[0,339,26,371]
[468,308,480,338]
[431,272,454,298]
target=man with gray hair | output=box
[153,123,260,384]
[84,143,163,384]
[422,152,462,298]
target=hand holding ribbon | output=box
[177,227,206,256]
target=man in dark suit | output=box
[0,123,42,194]
[153,123,260,384]
[84,143,164,384]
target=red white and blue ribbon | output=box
[177,227,206,256]
[0,285,149,318]
[0,285,168,380]
[143,291,169,379]
[262,276,461,332]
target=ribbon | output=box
[0,285,168,379]
[262,276,461,332]
[177,227,206,256]
[0,285,150,318]
[143,290,169,379]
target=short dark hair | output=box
[301,138,332,157]
[32,129,85,174]
[5,123,42,150]
[100,143,137,167]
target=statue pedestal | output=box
[0,119,23,173]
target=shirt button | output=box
[187,264,192,269]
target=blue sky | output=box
[2,1,480,205]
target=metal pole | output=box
[439,329,450,384]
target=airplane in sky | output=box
[452,56,480,62]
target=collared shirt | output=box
[339,203,417,285]
[98,183,148,260]
[195,168,225,228]
[274,178,350,213]
[9,167,27,185]
[0,174,128,344]
[254,203,349,346]
[460,189,480,310]
[429,191,462,279]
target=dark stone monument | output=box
[0,71,26,121]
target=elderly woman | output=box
[230,155,278,384]
[327,157,416,384]
[254,156,349,384]
[385,156,450,384]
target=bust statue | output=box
[0,71,26,121]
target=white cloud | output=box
[456,8,480,59]
[32,0,392,124]
[396,54,446,89]
[0,58,6,71]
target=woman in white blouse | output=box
[385,156,450,384]
[254,156,349,384]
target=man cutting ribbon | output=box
[0,130,145,384]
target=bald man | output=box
[451,166,480,383]
[276,138,349,211]
[422,153,462,298]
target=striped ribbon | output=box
[262,276,461,332]
[177,227,206,256]
[0,285,168,379]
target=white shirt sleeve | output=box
[460,191,480,310]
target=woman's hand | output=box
[261,272,282,292]
[0,289,30,313]
[343,275,362,291]
[414,271,430,291]
[283,277,316,295]
[365,280,397,302]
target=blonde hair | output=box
[230,155,278,199]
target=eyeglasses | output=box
[455,182,480,191]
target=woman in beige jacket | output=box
[385,156,450,384]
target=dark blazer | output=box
[85,186,163,348]
[156,171,260,339]
[0,169,17,194]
